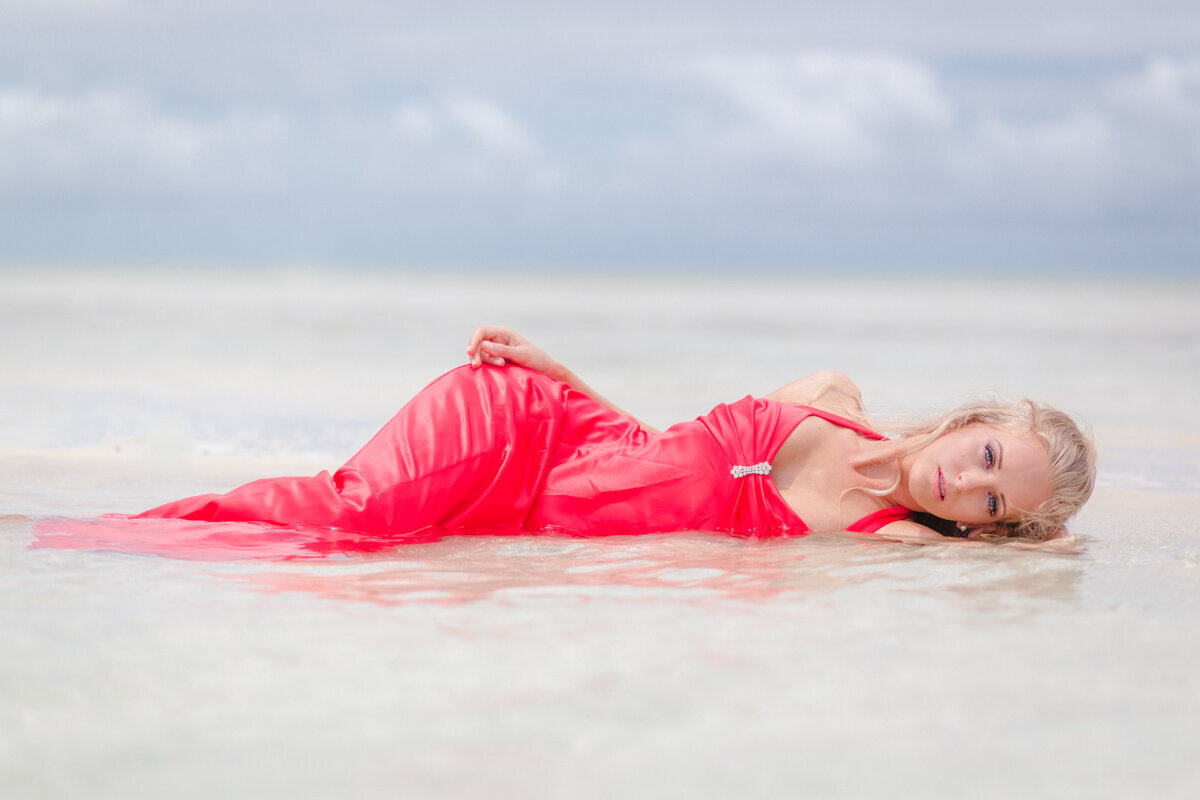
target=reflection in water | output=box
[229,534,1085,610]
[32,515,448,560]
[229,534,826,605]
[30,515,1085,609]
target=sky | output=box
[1,1,1198,273]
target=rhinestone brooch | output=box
[730,462,772,478]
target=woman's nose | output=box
[956,471,984,490]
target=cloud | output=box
[1113,55,1200,118]
[0,85,563,199]
[443,96,538,158]
[0,86,288,193]
[391,96,540,158]
[1108,57,1200,190]
[620,51,1200,224]
[687,51,952,166]
[952,110,1118,213]
[391,105,437,142]
[949,56,1200,213]
[3,0,129,15]
[384,95,562,192]
[1,24,1196,268]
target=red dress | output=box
[134,364,910,539]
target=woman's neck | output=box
[849,437,918,509]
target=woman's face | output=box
[904,423,1053,527]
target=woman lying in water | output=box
[126,326,1097,549]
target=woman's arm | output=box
[860,519,1082,552]
[466,326,661,433]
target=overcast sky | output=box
[2,1,1198,272]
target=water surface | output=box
[3,268,1198,799]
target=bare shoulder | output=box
[764,370,865,418]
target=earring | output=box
[958,523,968,532]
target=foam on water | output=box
[2,267,1198,799]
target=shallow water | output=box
[2,267,1199,799]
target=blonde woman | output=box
[132,326,1096,547]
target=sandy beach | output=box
[3,266,1199,799]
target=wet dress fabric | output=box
[135,364,911,539]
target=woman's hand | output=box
[467,325,660,433]
[466,326,562,378]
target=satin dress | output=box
[135,364,911,539]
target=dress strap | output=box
[783,404,887,441]
[846,505,912,533]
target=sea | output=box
[2,266,1198,799]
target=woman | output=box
[131,326,1096,547]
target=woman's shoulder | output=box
[763,370,866,420]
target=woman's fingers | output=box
[467,326,499,355]
[488,339,547,370]
[469,326,520,351]
[482,339,519,367]
[466,325,547,371]
[465,327,560,377]
[467,326,518,368]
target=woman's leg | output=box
[137,365,570,535]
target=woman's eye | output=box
[984,444,995,467]
[988,494,998,516]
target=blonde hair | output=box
[891,400,1097,542]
